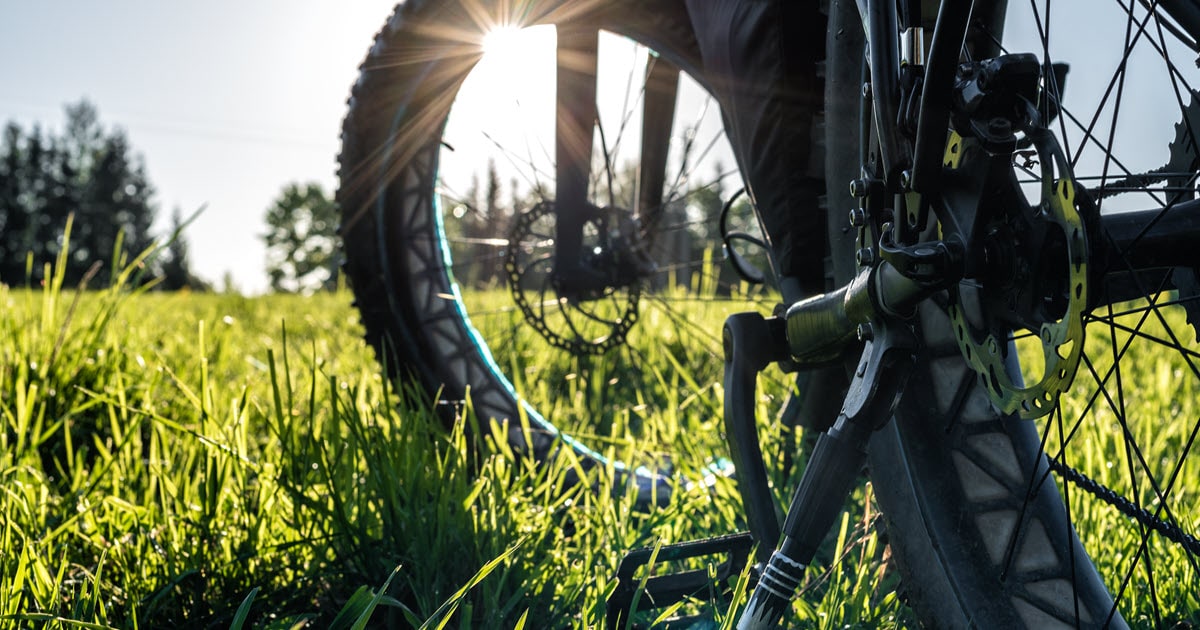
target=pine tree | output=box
[0,100,159,286]
[481,159,504,285]
[0,124,29,282]
[159,207,206,291]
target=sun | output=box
[481,25,524,57]
[480,24,556,66]
[438,24,557,194]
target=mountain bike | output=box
[336,0,1200,626]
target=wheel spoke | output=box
[666,107,727,202]
[978,1,1200,620]
[480,130,554,199]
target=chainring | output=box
[1167,91,1200,338]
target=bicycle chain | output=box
[1047,457,1200,558]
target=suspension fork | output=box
[857,0,1011,196]
[851,0,968,247]
[909,0,1011,195]
[860,0,908,180]
[552,22,677,296]
[553,23,599,290]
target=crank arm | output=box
[718,246,940,627]
[722,255,943,558]
[733,246,931,627]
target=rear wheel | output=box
[337,0,780,503]
[824,1,1200,626]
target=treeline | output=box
[0,100,202,290]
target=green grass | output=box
[0,247,1195,628]
[0,250,903,628]
[1040,304,1200,626]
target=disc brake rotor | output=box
[504,201,640,356]
[944,129,1089,419]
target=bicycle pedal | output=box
[606,532,755,629]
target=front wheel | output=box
[825,0,1200,626]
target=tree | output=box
[158,207,208,291]
[263,182,339,293]
[476,159,506,286]
[443,160,517,289]
[0,124,60,281]
[0,124,30,279]
[0,100,159,286]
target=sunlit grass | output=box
[0,248,901,629]
[0,249,1195,627]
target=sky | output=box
[0,2,398,293]
[0,2,735,294]
[0,2,1189,294]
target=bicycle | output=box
[336,0,1200,626]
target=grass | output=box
[0,244,1195,627]
[1043,304,1200,625]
